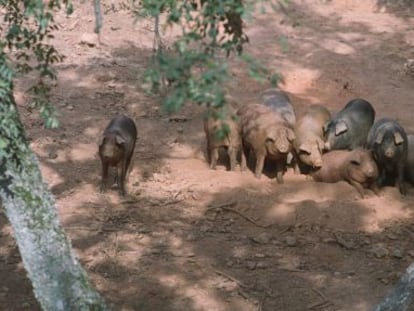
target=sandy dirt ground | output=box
[2,0,414,310]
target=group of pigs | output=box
[204,88,414,198]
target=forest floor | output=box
[2,0,414,310]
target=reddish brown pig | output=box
[293,105,331,172]
[310,148,379,198]
[237,103,295,183]
[204,105,243,171]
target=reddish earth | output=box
[2,0,414,310]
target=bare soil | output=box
[2,1,414,310]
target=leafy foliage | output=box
[137,0,279,112]
[0,0,73,128]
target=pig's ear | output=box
[115,135,126,145]
[299,143,311,154]
[335,121,348,136]
[286,128,296,142]
[98,135,105,146]
[322,121,330,134]
[316,138,326,151]
[375,131,384,144]
[394,132,404,145]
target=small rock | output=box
[246,261,256,270]
[370,244,389,258]
[408,250,414,257]
[334,271,341,277]
[226,260,234,267]
[79,33,98,47]
[252,232,271,244]
[285,236,297,247]
[177,127,184,134]
[21,302,31,308]
[256,261,268,269]
[391,249,403,259]
[48,151,58,159]
[67,105,74,110]
[199,225,211,233]
[386,233,398,240]
[322,237,336,243]
[185,233,197,241]
[380,278,389,285]
[254,253,266,258]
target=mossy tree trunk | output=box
[373,263,414,311]
[0,91,109,310]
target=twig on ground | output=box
[207,201,272,228]
[213,268,248,288]
[307,287,331,310]
[307,300,330,310]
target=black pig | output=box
[367,118,407,195]
[324,98,375,151]
[99,115,137,196]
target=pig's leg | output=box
[210,147,218,170]
[118,161,127,197]
[397,164,407,195]
[348,180,365,198]
[228,146,236,171]
[255,153,265,179]
[100,160,109,193]
[276,160,284,184]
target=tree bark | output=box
[372,263,414,311]
[0,94,109,310]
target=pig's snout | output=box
[312,158,323,168]
[278,142,289,153]
[384,148,395,158]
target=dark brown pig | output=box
[324,98,375,151]
[293,105,331,172]
[367,118,408,195]
[310,148,379,198]
[204,105,243,171]
[237,103,295,183]
[99,115,137,196]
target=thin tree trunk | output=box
[0,93,109,310]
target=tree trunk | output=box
[0,93,109,310]
[373,263,414,311]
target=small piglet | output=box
[310,148,379,198]
[293,105,331,171]
[261,88,296,128]
[99,115,137,196]
[204,105,243,171]
[404,134,414,185]
[367,118,408,195]
[324,98,375,151]
[238,103,295,183]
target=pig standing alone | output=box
[293,105,331,172]
[310,148,379,198]
[324,98,375,151]
[237,103,295,183]
[367,118,408,195]
[99,115,137,196]
[204,105,243,171]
